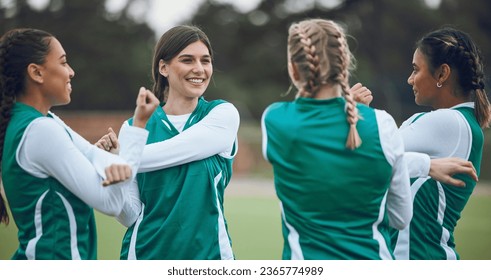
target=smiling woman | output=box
[391,27,491,260]
[0,28,159,259]
[95,25,241,260]
[158,41,213,111]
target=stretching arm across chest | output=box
[130,103,240,173]
[17,117,147,216]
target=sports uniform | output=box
[261,97,412,260]
[1,102,148,259]
[120,97,239,260]
[392,102,482,259]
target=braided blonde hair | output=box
[287,19,361,149]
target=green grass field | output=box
[1,193,490,260]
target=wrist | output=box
[132,118,146,128]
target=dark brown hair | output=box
[152,25,213,102]
[417,27,490,128]
[0,28,53,225]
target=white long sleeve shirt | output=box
[129,102,240,172]
[116,102,240,226]
[400,103,474,178]
[17,112,148,218]
[375,110,413,229]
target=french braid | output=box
[418,27,490,128]
[288,19,361,149]
[296,25,321,98]
[329,22,361,149]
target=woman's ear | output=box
[436,63,451,85]
[159,59,168,77]
[27,63,43,84]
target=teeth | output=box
[189,79,203,83]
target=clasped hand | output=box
[96,87,159,186]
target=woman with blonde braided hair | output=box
[261,19,413,259]
[387,27,490,260]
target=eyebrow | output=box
[59,54,67,59]
[178,54,211,59]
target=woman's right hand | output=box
[350,83,373,106]
[132,87,160,128]
[102,163,132,186]
[429,157,478,187]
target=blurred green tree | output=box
[0,0,155,110]
[2,0,490,123]
[188,0,491,123]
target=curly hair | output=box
[0,28,53,225]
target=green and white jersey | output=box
[120,97,237,260]
[392,103,483,260]
[1,103,148,260]
[261,97,411,260]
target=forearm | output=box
[404,152,431,178]
[20,119,145,216]
[136,103,239,172]
[115,179,142,227]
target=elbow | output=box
[116,215,137,228]
[96,199,124,217]
[115,206,141,227]
[389,208,413,230]
[97,205,122,217]
[390,219,410,231]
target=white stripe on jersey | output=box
[436,182,457,259]
[56,192,81,260]
[372,191,393,260]
[280,202,304,260]
[214,171,234,260]
[394,177,428,259]
[26,190,49,260]
[127,203,145,260]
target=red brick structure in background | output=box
[54,111,260,175]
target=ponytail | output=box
[474,88,491,128]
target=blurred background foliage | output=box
[1,0,491,178]
[2,0,490,120]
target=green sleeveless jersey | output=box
[263,97,399,260]
[2,103,96,260]
[392,107,483,259]
[120,97,235,260]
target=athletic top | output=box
[261,97,412,260]
[1,102,148,259]
[392,102,483,259]
[120,98,240,260]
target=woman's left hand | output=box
[95,127,120,154]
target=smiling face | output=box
[407,48,439,107]
[39,37,75,106]
[160,40,212,101]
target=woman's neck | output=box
[16,92,50,115]
[163,95,199,115]
[312,84,342,100]
[432,87,472,109]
